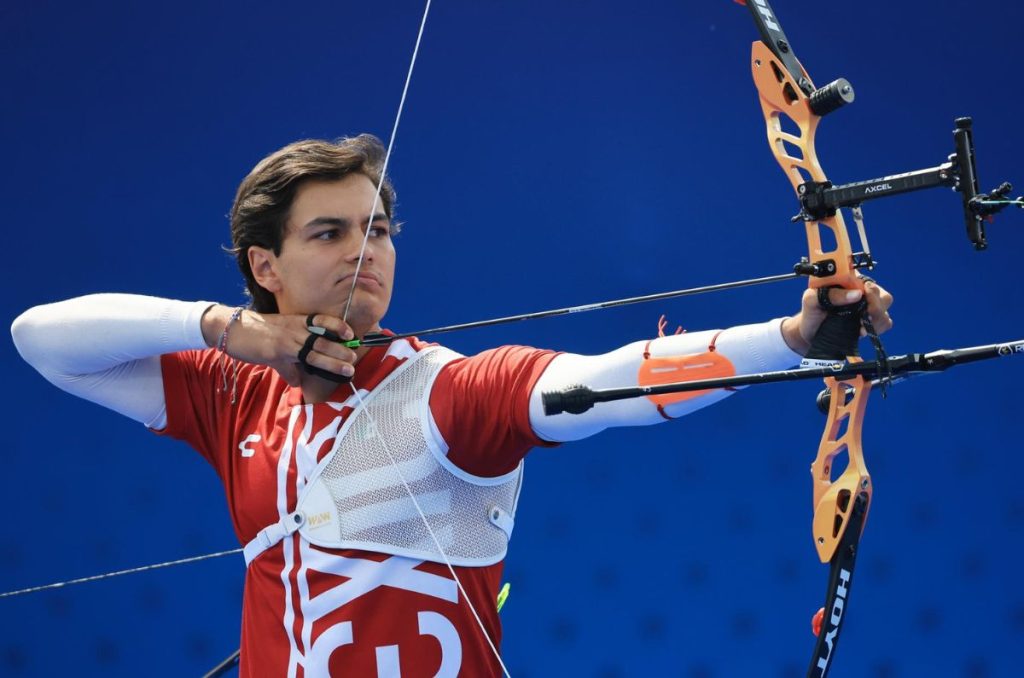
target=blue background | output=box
[3,1,1023,676]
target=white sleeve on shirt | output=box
[529,318,803,442]
[11,294,214,429]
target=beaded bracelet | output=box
[217,306,245,403]
[218,306,245,353]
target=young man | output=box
[12,134,892,677]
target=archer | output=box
[11,133,893,677]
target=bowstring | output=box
[340,1,512,676]
[342,0,431,322]
[0,549,243,599]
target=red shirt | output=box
[158,337,557,677]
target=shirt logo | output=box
[238,433,261,458]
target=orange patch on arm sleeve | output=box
[637,330,736,418]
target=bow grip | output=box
[804,287,865,362]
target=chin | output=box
[345,304,387,331]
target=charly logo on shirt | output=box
[238,433,261,458]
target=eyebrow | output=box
[302,213,389,230]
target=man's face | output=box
[260,174,396,331]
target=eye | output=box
[369,226,391,238]
[314,229,338,241]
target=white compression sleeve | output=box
[529,318,803,442]
[11,294,214,429]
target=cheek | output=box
[379,242,397,272]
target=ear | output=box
[248,245,283,295]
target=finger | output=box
[311,337,358,365]
[307,314,354,342]
[800,288,820,311]
[865,300,893,325]
[294,333,356,378]
[873,287,894,313]
[302,350,356,378]
[860,309,893,335]
[870,312,894,334]
[299,336,356,376]
[862,280,894,310]
[860,284,894,334]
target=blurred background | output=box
[3,1,1022,675]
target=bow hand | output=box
[783,282,894,357]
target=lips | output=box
[339,272,382,289]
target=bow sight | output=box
[743,1,1021,251]
[795,118,1020,251]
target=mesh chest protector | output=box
[243,347,523,568]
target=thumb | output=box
[826,287,863,308]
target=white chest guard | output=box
[243,346,524,568]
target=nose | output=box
[345,231,375,264]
